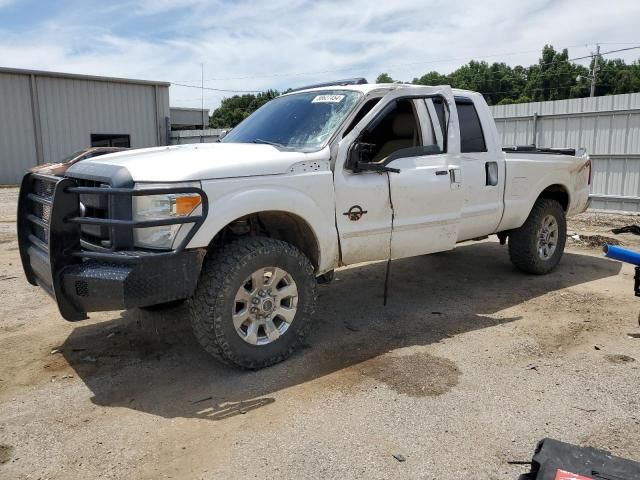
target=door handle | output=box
[435,170,448,176]
[449,168,462,189]
[485,161,498,186]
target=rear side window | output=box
[431,98,447,142]
[455,98,486,153]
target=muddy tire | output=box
[508,198,566,275]
[188,237,317,369]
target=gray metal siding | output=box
[156,86,170,146]
[0,72,37,184]
[170,108,209,127]
[0,70,170,184]
[491,93,640,212]
[36,77,163,164]
[170,129,225,144]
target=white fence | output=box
[490,93,640,212]
[169,129,227,145]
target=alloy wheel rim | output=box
[232,267,298,346]
[537,214,559,260]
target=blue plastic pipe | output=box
[603,244,640,266]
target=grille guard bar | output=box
[17,172,209,320]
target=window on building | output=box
[90,134,131,148]
[455,98,486,153]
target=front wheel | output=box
[508,198,567,275]
[188,237,317,369]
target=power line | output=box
[174,44,602,85]
[184,62,636,103]
[598,42,640,46]
[180,45,640,111]
[566,45,640,63]
[170,82,263,93]
[173,45,639,92]
[168,48,546,84]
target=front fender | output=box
[187,181,339,273]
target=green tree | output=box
[596,57,640,95]
[210,47,640,120]
[376,73,395,83]
[209,90,279,128]
[412,71,449,86]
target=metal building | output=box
[169,107,227,145]
[0,67,170,184]
[170,107,209,130]
[491,93,640,212]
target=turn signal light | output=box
[174,194,202,216]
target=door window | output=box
[455,98,486,153]
[359,99,421,163]
[431,98,447,144]
[342,97,381,138]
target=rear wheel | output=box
[188,237,317,369]
[508,198,566,274]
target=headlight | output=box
[132,182,202,250]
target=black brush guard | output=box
[17,173,207,321]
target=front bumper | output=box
[17,173,207,321]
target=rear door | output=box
[453,95,505,240]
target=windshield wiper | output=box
[252,138,285,148]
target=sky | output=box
[1,0,639,111]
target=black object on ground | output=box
[612,225,640,235]
[519,438,640,480]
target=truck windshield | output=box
[222,90,361,151]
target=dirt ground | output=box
[1,187,639,480]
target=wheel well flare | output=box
[539,184,569,211]
[211,211,320,270]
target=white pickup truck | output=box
[18,79,591,368]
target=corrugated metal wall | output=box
[170,108,209,128]
[170,129,226,145]
[0,70,170,184]
[0,73,38,184]
[491,93,640,212]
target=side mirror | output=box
[346,141,376,171]
[346,142,400,174]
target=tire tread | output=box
[508,198,567,275]
[188,237,317,369]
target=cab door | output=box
[386,98,463,259]
[333,86,463,265]
[453,95,506,240]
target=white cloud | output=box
[1,0,639,110]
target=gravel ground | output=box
[1,187,639,480]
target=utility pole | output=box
[201,63,205,142]
[590,44,600,97]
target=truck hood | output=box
[66,143,330,183]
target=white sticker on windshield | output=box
[312,94,345,103]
